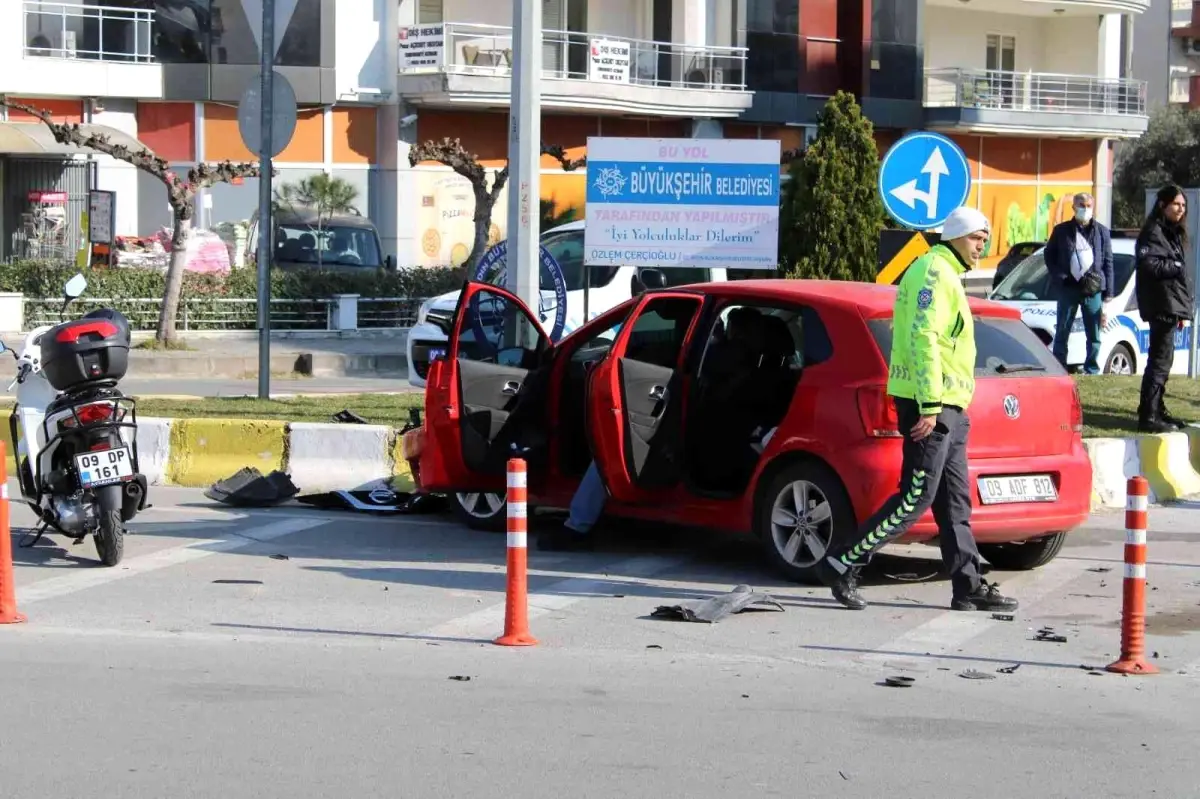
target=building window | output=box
[209,0,322,66]
[419,0,443,24]
[151,0,211,63]
[986,34,1015,72]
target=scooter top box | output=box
[40,309,131,392]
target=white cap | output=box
[940,206,991,241]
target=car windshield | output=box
[867,315,1066,377]
[990,251,1136,301]
[276,224,383,267]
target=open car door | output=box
[420,282,550,492]
[586,292,705,504]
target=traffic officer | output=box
[815,207,1019,612]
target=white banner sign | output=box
[399,25,444,70]
[588,38,630,84]
[583,137,781,269]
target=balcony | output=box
[397,22,753,118]
[923,68,1149,138]
[16,1,163,98]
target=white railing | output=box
[400,22,748,91]
[24,296,428,332]
[924,68,1147,117]
[23,1,155,63]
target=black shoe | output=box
[1160,410,1188,430]
[536,529,594,552]
[952,580,1019,612]
[815,557,867,610]
[1138,417,1176,434]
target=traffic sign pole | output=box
[256,0,275,400]
[505,0,541,347]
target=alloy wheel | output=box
[1106,348,1133,376]
[769,479,834,568]
[455,492,506,519]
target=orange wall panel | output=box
[8,98,82,124]
[980,137,1037,181]
[332,107,377,164]
[203,103,254,162]
[1039,138,1094,183]
[275,109,324,163]
[137,102,195,161]
[541,115,597,168]
[415,110,508,166]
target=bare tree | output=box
[408,138,586,273]
[1,100,267,344]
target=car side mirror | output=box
[640,268,667,290]
[385,254,396,270]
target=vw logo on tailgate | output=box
[1003,394,1020,419]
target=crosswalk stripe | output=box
[859,558,1083,669]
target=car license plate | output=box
[75,447,133,488]
[979,474,1057,505]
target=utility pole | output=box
[505,0,542,341]
[256,0,276,399]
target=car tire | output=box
[1103,343,1135,376]
[451,491,508,531]
[978,532,1066,571]
[756,459,856,585]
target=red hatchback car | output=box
[417,279,1093,583]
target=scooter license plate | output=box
[75,447,133,488]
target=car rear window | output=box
[867,315,1066,378]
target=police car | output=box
[988,235,1192,375]
[406,220,729,388]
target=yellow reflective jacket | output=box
[885,243,976,415]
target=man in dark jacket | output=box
[1136,185,1194,433]
[1044,193,1114,374]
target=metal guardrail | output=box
[403,21,748,91]
[24,297,429,332]
[924,68,1147,117]
[23,1,155,63]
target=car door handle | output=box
[649,385,666,401]
[502,381,521,395]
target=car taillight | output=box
[857,386,901,438]
[1070,384,1083,435]
[60,402,118,428]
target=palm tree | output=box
[273,174,360,267]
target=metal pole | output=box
[506,0,541,343]
[256,0,275,399]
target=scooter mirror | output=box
[64,274,87,300]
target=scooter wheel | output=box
[95,510,125,567]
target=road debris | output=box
[448,675,471,682]
[1034,627,1068,643]
[646,644,663,650]
[269,553,289,561]
[882,675,915,688]
[206,467,298,507]
[992,613,1014,621]
[211,579,263,585]
[997,664,1021,674]
[959,669,996,680]
[1086,567,1113,573]
[651,584,784,623]
[839,771,849,781]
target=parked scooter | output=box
[4,274,148,566]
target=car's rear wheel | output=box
[978,532,1066,571]
[757,460,856,584]
[452,491,507,531]
[1103,343,1135,376]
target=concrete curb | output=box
[1084,429,1200,510]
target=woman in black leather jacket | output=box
[1135,185,1193,432]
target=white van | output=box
[989,235,1193,375]
[406,220,729,388]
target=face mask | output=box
[1075,207,1093,224]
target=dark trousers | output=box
[830,397,983,598]
[1139,319,1177,423]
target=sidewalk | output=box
[129,331,409,379]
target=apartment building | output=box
[0,0,1150,270]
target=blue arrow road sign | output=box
[878,131,972,231]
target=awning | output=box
[0,122,151,157]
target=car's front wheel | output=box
[756,460,856,584]
[978,532,1066,571]
[451,491,508,531]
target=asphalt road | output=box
[2,488,1199,798]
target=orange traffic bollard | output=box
[1107,476,1156,675]
[494,458,537,647]
[0,441,26,625]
